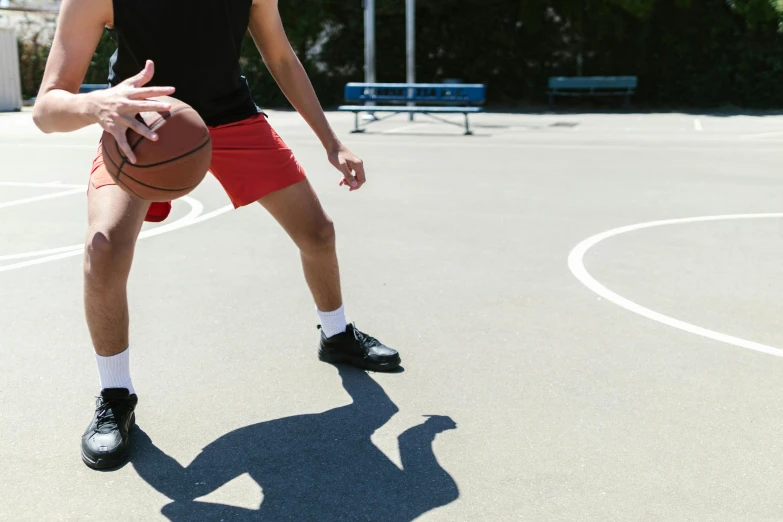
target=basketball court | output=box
[4,108,783,520]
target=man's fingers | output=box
[351,159,366,186]
[340,163,358,189]
[123,115,158,142]
[122,60,155,88]
[126,100,173,114]
[127,86,176,100]
[114,130,137,164]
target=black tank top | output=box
[108,0,259,127]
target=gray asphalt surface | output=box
[3,109,783,520]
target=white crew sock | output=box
[95,347,135,395]
[317,304,348,338]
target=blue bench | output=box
[28,84,109,104]
[78,84,110,93]
[548,76,637,106]
[338,83,486,135]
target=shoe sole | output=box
[319,351,401,372]
[81,413,135,470]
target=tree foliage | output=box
[16,0,783,108]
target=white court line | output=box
[340,140,783,152]
[0,187,84,209]
[0,143,96,149]
[0,179,234,271]
[0,196,203,271]
[0,244,82,261]
[0,182,91,261]
[0,247,98,272]
[187,204,233,224]
[568,213,783,358]
[0,181,232,261]
[0,202,234,273]
[740,130,783,139]
[694,119,703,131]
[0,181,73,188]
[0,196,212,262]
[7,140,783,154]
[382,124,424,135]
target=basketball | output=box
[100,96,212,202]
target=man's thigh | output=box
[208,114,307,209]
[87,152,150,246]
[257,179,332,246]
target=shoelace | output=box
[354,328,381,348]
[94,399,120,434]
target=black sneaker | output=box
[81,388,138,470]
[318,323,401,371]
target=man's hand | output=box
[328,143,366,191]
[423,415,458,432]
[84,60,175,163]
[249,1,354,177]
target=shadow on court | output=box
[131,365,459,521]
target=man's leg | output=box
[257,179,341,313]
[206,113,399,369]
[81,183,149,470]
[258,179,400,371]
[85,184,149,357]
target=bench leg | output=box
[350,112,365,133]
[464,113,473,135]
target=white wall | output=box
[0,26,22,111]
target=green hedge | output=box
[17,0,783,108]
[18,29,116,99]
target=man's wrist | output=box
[76,91,99,125]
[321,133,342,154]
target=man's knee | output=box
[299,218,336,255]
[84,227,136,279]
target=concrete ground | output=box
[3,108,783,520]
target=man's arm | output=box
[32,0,109,133]
[248,0,365,190]
[33,0,174,162]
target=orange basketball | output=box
[100,96,212,202]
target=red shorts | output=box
[90,113,307,222]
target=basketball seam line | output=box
[102,142,203,193]
[109,162,144,199]
[102,146,134,192]
[102,105,208,194]
[116,148,128,183]
[114,136,211,169]
[108,106,197,180]
[128,106,192,152]
[118,169,204,192]
[116,177,144,199]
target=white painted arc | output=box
[0,180,234,272]
[0,196,203,271]
[0,247,91,272]
[567,213,783,359]
[0,244,82,261]
[184,204,233,224]
[0,143,97,150]
[0,203,234,262]
[741,130,783,139]
[0,187,85,209]
[0,182,82,189]
[0,182,86,261]
[0,204,234,272]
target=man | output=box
[33,0,400,470]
